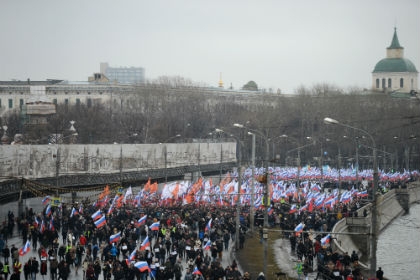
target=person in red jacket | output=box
[79,235,87,247]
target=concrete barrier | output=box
[331,181,420,269]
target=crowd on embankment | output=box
[0,172,416,280]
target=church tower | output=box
[372,28,418,93]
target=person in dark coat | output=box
[376,267,384,280]
[58,261,70,280]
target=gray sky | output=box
[1,0,419,93]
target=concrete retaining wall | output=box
[0,142,236,179]
[331,182,420,268]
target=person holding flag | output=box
[140,236,150,251]
[18,240,31,256]
[109,232,121,244]
[136,215,147,227]
[134,261,150,273]
[321,234,331,247]
[205,218,212,232]
[94,216,106,229]
[91,210,102,221]
[294,222,305,236]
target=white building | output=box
[372,28,418,93]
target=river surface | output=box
[377,202,420,280]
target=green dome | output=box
[373,58,418,73]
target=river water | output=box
[377,202,420,280]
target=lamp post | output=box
[215,128,242,250]
[248,132,256,233]
[233,123,270,277]
[324,117,378,277]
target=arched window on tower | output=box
[400,78,404,88]
[382,78,386,89]
[376,79,380,88]
[388,78,392,88]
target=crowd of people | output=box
[0,175,401,280]
[0,198,256,280]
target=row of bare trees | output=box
[1,81,419,170]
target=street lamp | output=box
[248,131,256,233]
[215,128,242,251]
[233,123,270,278]
[324,117,378,277]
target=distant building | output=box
[88,73,110,83]
[100,62,145,84]
[372,28,418,93]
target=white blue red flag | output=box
[202,240,211,250]
[45,204,52,217]
[134,261,150,272]
[19,240,31,256]
[39,220,46,233]
[321,234,331,246]
[91,210,102,221]
[49,217,55,231]
[140,236,150,250]
[94,216,106,228]
[42,196,51,205]
[149,221,160,231]
[109,232,121,244]
[70,207,78,218]
[205,218,212,232]
[289,204,297,214]
[193,267,202,275]
[128,249,136,261]
[137,215,147,227]
[294,222,305,233]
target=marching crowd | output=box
[0,177,398,280]
[0,200,254,280]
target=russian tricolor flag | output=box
[128,249,137,261]
[267,207,274,215]
[202,240,211,250]
[134,261,150,272]
[289,204,297,214]
[45,204,52,217]
[91,210,102,221]
[149,221,160,231]
[94,216,107,228]
[137,215,147,227]
[109,232,121,244]
[70,207,78,218]
[140,236,150,250]
[321,234,331,246]
[193,267,202,275]
[49,218,55,231]
[42,196,51,205]
[358,190,368,198]
[205,218,212,232]
[19,240,31,256]
[39,220,46,233]
[294,222,305,233]
[107,203,114,215]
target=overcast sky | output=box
[1,0,419,93]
